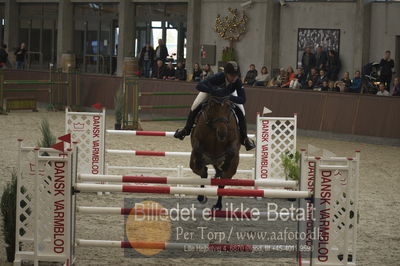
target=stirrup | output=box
[174,128,188,140]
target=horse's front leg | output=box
[213,148,239,210]
[190,146,208,204]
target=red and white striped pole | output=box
[78,174,298,188]
[75,183,311,198]
[106,130,255,139]
[105,149,255,158]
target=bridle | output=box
[202,97,233,127]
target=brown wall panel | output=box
[321,93,357,134]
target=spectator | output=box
[341,72,352,90]
[192,63,202,82]
[328,81,339,92]
[283,66,296,88]
[15,42,27,70]
[376,83,390,96]
[380,50,394,89]
[201,64,214,80]
[139,44,155,78]
[155,39,168,62]
[244,64,258,85]
[305,79,315,90]
[254,66,270,86]
[320,80,329,91]
[307,67,319,85]
[326,50,341,81]
[390,77,399,96]
[301,47,316,76]
[275,68,288,87]
[0,44,8,69]
[315,46,328,71]
[349,71,362,93]
[152,59,167,79]
[290,67,307,89]
[315,69,328,87]
[175,62,187,81]
[165,62,176,80]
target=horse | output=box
[190,96,241,210]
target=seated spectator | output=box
[376,83,390,96]
[349,71,362,93]
[341,72,352,90]
[315,69,328,87]
[201,64,214,80]
[390,77,399,96]
[275,68,288,87]
[305,79,314,90]
[152,59,167,79]
[244,64,258,85]
[307,67,319,85]
[175,62,187,81]
[320,80,329,91]
[165,62,176,80]
[254,66,270,86]
[282,66,296,88]
[328,81,339,92]
[192,63,202,82]
[290,67,307,89]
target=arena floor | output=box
[0,110,399,266]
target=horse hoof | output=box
[197,195,208,204]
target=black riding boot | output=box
[234,106,256,151]
[174,106,201,140]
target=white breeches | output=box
[191,91,245,115]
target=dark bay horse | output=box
[190,96,241,210]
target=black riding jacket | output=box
[196,72,246,105]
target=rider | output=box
[174,61,256,151]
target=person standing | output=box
[380,50,394,89]
[301,47,316,77]
[0,44,8,69]
[139,44,154,78]
[15,42,27,70]
[326,50,341,81]
[155,39,168,62]
[315,46,328,71]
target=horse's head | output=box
[203,96,234,142]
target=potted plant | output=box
[218,46,237,70]
[281,151,301,201]
[1,171,17,262]
[114,87,124,130]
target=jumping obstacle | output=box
[0,67,80,112]
[14,140,359,265]
[66,109,296,191]
[122,75,197,129]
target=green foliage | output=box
[221,47,236,62]
[114,86,124,124]
[1,171,17,260]
[37,119,56,148]
[280,151,301,181]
